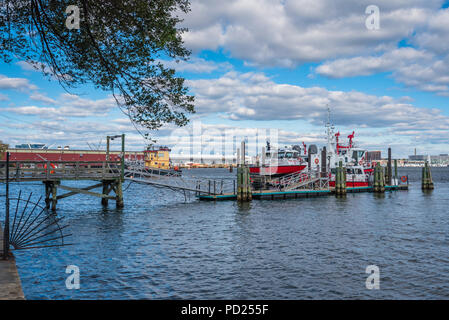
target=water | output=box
[1,167,449,299]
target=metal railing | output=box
[274,169,329,191]
[0,161,121,181]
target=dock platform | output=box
[199,185,409,201]
[0,225,25,300]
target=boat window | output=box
[358,151,365,157]
[331,168,337,174]
[356,168,363,174]
[278,152,285,159]
[352,151,358,161]
[346,168,353,174]
[285,152,293,158]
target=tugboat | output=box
[125,146,182,176]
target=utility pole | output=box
[3,152,10,259]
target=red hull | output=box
[250,165,307,175]
[329,181,369,187]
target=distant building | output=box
[409,155,427,161]
[15,143,47,149]
[366,151,381,161]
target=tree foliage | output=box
[0,0,195,133]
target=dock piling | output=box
[422,161,434,190]
[335,161,346,196]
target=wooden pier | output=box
[0,161,124,210]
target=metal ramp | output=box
[123,164,235,196]
[275,170,329,191]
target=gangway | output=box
[124,164,235,196]
[275,169,329,191]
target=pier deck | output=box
[199,184,409,201]
[0,225,25,300]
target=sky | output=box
[1,0,449,158]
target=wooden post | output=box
[246,166,252,201]
[51,182,58,211]
[115,179,124,208]
[387,148,392,186]
[336,161,346,195]
[422,161,434,190]
[237,166,242,201]
[374,164,385,193]
[101,180,109,206]
[44,181,51,209]
[394,159,398,186]
[106,136,110,161]
[121,133,125,181]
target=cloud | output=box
[188,71,449,137]
[29,93,57,105]
[0,74,38,91]
[5,94,117,118]
[0,93,8,101]
[180,0,441,67]
[315,47,433,78]
[157,57,232,74]
[314,7,449,95]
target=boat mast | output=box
[325,106,334,153]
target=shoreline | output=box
[0,224,25,300]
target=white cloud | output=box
[0,74,38,91]
[181,0,441,67]
[157,57,232,73]
[314,7,449,95]
[188,71,449,138]
[5,94,117,118]
[29,93,57,105]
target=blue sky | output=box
[1,0,449,157]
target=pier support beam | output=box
[100,179,124,208]
[115,179,124,208]
[43,181,60,211]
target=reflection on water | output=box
[1,167,449,299]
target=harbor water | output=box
[1,167,449,299]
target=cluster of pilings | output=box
[373,163,386,193]
[335,161,346,196]
[422,161,434,190]
[236,141,252,202]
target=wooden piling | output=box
[422,161,434,190]
[236,141,252,202]
[387,147,392,186]
[335,161,346,196]
[374,164,385,193]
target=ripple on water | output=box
[1,168,449,299]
